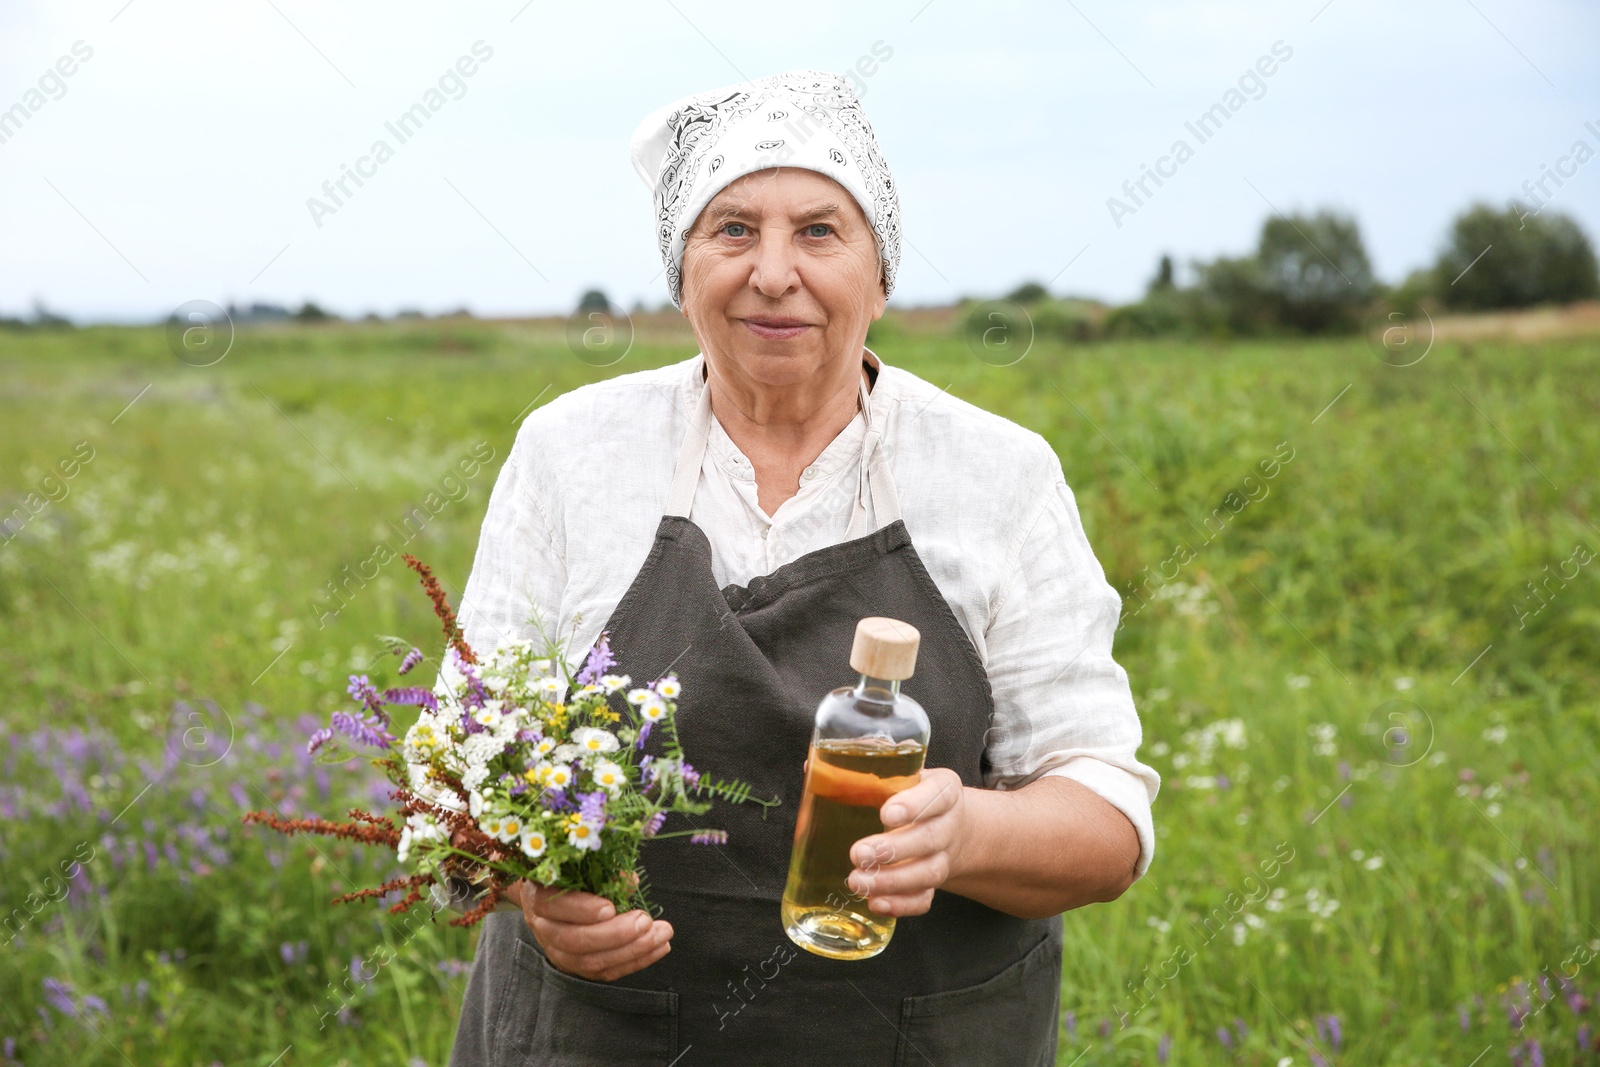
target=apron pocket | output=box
[893,931,1061,1067]
[516,937,680,1065]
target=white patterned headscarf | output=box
[629,68,902,309]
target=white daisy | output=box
[655,676,681,699]
[479,813,506,839]
[473,706,503,729]
[640,696,667,722]
[591,759,626,793]
[520,828,547,859]
[533,737,556,757]
[546,763,575,789]
[567,820,602,851]
[498,815,524,843]
[601,674,630,693]
[573,727,620,754]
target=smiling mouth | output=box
[743,317,812,340]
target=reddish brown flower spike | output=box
[403,554,477,664]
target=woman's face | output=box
[680,168,886,391]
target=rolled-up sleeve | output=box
[980,448,1159,880]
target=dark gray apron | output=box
[449,357,1064,1066]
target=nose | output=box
[747,227,801,299]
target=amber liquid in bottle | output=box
[781,735,927,960]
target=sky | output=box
[1,0,1596,322]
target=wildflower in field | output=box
[1156,1033,1171,1063]
[1286,674,1311,689]
[1313,1012,1342,1051]
[1483,724,1509,744]
[1394,676,1414,690]
[1308,722,1337,756]
[397,646,423,674]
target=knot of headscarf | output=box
[629,68,902,309]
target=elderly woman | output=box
[446,69,1158,1066]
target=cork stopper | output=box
[849,617,920,681]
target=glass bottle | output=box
[781,617,928,960]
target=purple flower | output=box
[577,790,609,828]
[3,1036,16,1061]
[1215,1026,1232,1050]
[1578,1024,1591,1051]
[544,789,576,814]
[576,633,616,686]
[1458,1005,1470,1031]
[330,711,394,750]
[1062,1010,1076,1040]
[42,979,75,1015]
[306,728,334,755]
[636,720,653,748]
[1527,1038,1545,1067]
[1156,1034,1171,1063]
[680,762,700,789]
[643,811,667,838]
[1233,1017,1247,1043]
[383,687,437,713]
[347,675,384,715]
[397,647,423,675]
[688,828,727,845]
[516,727,542,743]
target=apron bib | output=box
[450,358,1064,1066]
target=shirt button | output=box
[760,527,769,539]
[801,464,817,482]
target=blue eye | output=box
[722,222,747,237]
[806,223,832,238]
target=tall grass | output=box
[1,320,1595,1064]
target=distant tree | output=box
[577,289,612,314]
[293,301,334,322]
[1436,204,1599,310]
[1004,281,1050,304]
[1254,210,1375,333]
[1147,254,1175,294]
[1193,254,1274,336]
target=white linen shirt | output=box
[453,350,1160,878]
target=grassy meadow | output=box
[0,312,1596,1065]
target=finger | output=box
[862,887,936,918]
[537,909,670,957]
[880,770,960,829]
[847,851,951,899]
[592,935,673,982]
[531,884,619,924]
[554,922,673,982]
[851,813,952,870]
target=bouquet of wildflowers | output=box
[245,555,775,926]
